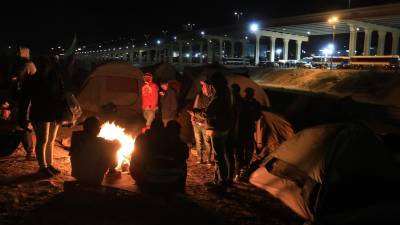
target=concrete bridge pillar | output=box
[241,41,246,58]
[255,34,261,65]
[377,31,387,55]
[189,43,193,64]
[219,39,224,62]
[164,48,168,62]
[147,50,151,63]
[230,40,235,58]
[178,41,183,64]
[348,25,358,56]
[392,32,399,55]
[138,51,143,64]
[207,40,213,63]
[169,45,174,64]
[199,42,204,63]
[283,38,290,60]
[296,40,302,60]
[270,37,276,61]
[363,28,372,56]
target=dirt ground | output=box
[0,142,303,225]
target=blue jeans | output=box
[193,123,212,162]
[210,130,230,185]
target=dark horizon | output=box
[0,0,398,54]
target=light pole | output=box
[234,11,243,23]
[328,16,339,69]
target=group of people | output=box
[141,72,178,130]
[189,72,262,192]
[1,47,263,196]
[0,47,65,177]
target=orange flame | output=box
[98,122,135,170]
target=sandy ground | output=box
[0,143,302,225]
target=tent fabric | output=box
[271,124,340,183]
[77,62,144,115]
[250,122,399,223]
[140,63,179,83]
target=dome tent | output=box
[77,62,144,117]
[250,122,399,224]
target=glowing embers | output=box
[98,122,135,171]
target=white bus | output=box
[311,56,350,69]
[349,55,400,69]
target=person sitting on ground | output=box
[70,116,120,186]
[130,118,188,195]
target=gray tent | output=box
[78,62,144,117]
[250,122,400,224]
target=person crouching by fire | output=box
[141,73,158,132]
[70,116,120,186]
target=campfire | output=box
[98,122,135,171]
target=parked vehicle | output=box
[349,55,400,70]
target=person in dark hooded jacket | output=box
[203,73,233,192]
[20,56,65,177]
[159,80,178,126]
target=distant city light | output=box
[245,36,248,40]
[157,40,161,45]
[250,23,259,32]
[185,53,190,58]
[173,36,177,40]
[77,48,81,51]
[58,46,61,49]
[200,31,205,35]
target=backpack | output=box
[61,92,82,127]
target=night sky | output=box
[0,0,398,54]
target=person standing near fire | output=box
[141,73,158,131]
[159,80,178,127]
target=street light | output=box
[276,48,282,60]
[328,16,339,69]
[249,23,259,33]
[234,11,243,23]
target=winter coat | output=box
[141,82,158,111]
[205,92,233,132]
[20,69,64,125]
[160,88,178,120]
[192,93,212,125]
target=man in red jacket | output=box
[142,73,159,130]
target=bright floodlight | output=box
[276,48,282,54]
[328,16,339,24]
[250,23,259,32]
[157,40,161,45]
